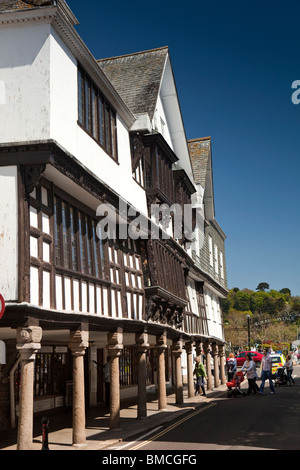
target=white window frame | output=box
[208,235,213,267]
[214,244,218,274]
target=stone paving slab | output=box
[0,384,228,451]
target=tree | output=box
[256,282,270,292]
[224,310,250,350]
[280,288,291,296]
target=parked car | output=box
[227,351,264,367]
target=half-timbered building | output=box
[0,0,228,449]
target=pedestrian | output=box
[241,353,257,395]
[226,353,237,382]
[284,354,295,386]
[259,349,275,394]
[193,356,207,396]
[254,362,260,392]
[103,356,110,407]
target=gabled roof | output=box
[188,137,211,188]
[188,137,215,220]
[97,47,169,120]
[0,0,53,11]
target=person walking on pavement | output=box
[259,349,275,394]
[226,353,237,382]
[284,355,295,385]
[241,353,257,395]
[193,356,207,396]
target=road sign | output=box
[0,294,5,319]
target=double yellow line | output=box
[130,401,217,450]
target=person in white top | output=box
[284,355,295,385]
[259,349,275,394]
[241,353,257,395]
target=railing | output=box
[183,311,208,336]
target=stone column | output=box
[195,340,202,358]
[212,342,220,388]
[185,342,195,398]
[203,341,213,391]
[107,328,123,429]
[156,332,167,410]
[136,331,149,419]
[69,324,89,447]
[219,344,226,385]
[16,325,42,451]
[172,338,183,404]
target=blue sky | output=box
[68,0,300,296]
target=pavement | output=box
[0,383,229,451]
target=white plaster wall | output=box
[160,56,194,182]
[0,166,18,301]
[204,287,224,341]
[152,94,173,149]
[0,22,147,215]
[0,23,51,143]
[48,27,148,216]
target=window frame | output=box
[77,65,118,162]
[54,189,108,282]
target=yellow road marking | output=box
[130,401,217,450]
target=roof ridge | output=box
[97,46,169,63]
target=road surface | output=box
[110,365,300,451]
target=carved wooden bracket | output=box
[131,133,145,172]
[24,164,46,194]
[146,296,183,329]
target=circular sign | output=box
[0,294,5,319]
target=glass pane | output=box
[105,103,111,154]
[92,221,100,278]
[78,69,85,125]
[99,95,105,146]
[92,87,99,140]
[78,212,86,273]
[85,79,91,132]
[62,201,70,269]
[85,216,93,275]
[110,110,117,160]
[54,197,61,266]
[70,207,78,271]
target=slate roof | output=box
[0,0,53,12]
[188,137,211,188]
[98,47,169,120]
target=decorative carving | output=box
[146,240,158,285]
[131,133,145,172]
[107,328,123,357]
[24,164,46,194]
[16,326,42,360]
[68,325,89,357]
[146,297,183,329]
[17,326,42,345]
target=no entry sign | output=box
[0,294,5,319]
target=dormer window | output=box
[78,66,118,162]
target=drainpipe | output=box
[10,356,20,428]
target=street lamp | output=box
[246,315,250,350]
